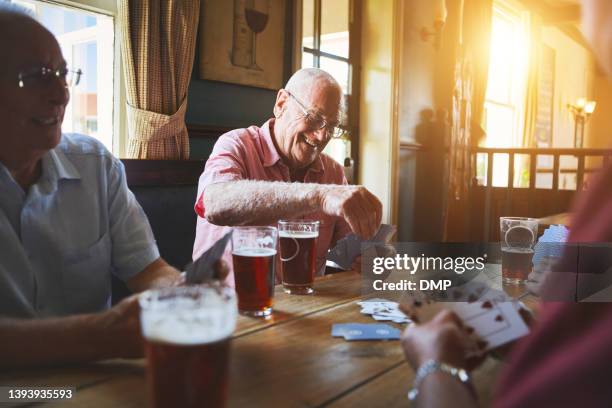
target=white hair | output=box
[284,68,345,121]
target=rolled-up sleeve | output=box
[195,133,248,218]
[107,159,160,281]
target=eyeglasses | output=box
[286,90,344,139]
[17,66,83,89]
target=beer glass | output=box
[139,284,237,408]
[500,217,539,284]
[231,226,278,316]
[278,220,320,294]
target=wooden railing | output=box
[472,147,612,242]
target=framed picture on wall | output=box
[199,0,286,90]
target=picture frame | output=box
[199,0,286,90]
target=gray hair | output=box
[285,68,345,122]
[0,1,34,19]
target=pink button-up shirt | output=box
[193,120,351,287]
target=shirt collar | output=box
[260,119,325,174]
[42,143,81,184]
[261,119,282,167]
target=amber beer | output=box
[232,248,276,316]
[278,221,320,294]
[139,285,237,408]
[231,226,278,317]
[501,247,535,283]
[145,338,230,408]
[500,217,538,285]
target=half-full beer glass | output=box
[278,220,320,294]
[139,284,237,408]
[231,226,278,316]
[500,217,539,284]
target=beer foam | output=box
[232,247,277,257]
[279,231,318,239]
[140,287,237,346]
[141,308,236,345]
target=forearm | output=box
[415,373,478,408]
[204,180,331,226]
[0,314,118,369]
[126,258,182,293]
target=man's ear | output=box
[273,89,288,118]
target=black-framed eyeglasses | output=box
[17,66,83,89]
[286,90,344,139]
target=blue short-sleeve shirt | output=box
[0,134,160,318]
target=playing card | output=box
[333,323,401,341]
[407,297,529,350]
[332,323,353,337]
[357,299,412,324]
[326,224,397,270]
[451,301,529,349]
[185,230,232,284]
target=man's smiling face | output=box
[0,16,70,162]
[272,81,341,170]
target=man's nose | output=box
[310,127,329,141]
[47,76,70,107]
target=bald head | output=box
[284,68,344,122]
[0,3,53,64]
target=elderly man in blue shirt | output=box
[0,5,214,368]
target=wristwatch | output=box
[407,359,471,401]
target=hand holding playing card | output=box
[400,309,487,371]
[175,260,229,286]
[184,231,232,284]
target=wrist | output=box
[408,359,471,401]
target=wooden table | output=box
[1,267,532,407]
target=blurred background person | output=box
[400,0,612,406]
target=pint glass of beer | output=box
[139,284,237,408]
[278,220,320,294]
[231,226,278,317]
[500,217,539,284]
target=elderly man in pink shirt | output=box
[193,68,382,285]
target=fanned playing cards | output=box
[184,230,233,284]
[327,224,397,270]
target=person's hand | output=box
[95,295,143,359]
[174,259,231,286]
[400,309,487,371]
[526,256,555,296]
[319,185,382,240]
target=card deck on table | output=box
[331,323,401,341]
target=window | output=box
[480,0,530,186]
[301,0,354,167]
[12,0,115,152]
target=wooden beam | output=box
[517,1,581,24]
[558,23,591,50]
[541,5,581,24]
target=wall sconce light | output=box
[420,0,447,50]
[568,97,596,148]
